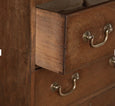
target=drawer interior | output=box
[36,0,111,14]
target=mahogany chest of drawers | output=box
[0,0,115,106]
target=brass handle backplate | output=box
[83,24,113,48]
[109,50,115,67]
[50,73,79,97]
[109,56,115,67]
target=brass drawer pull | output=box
[50,73,79,96]
[109,50,115,67]
[83,24,113,48]
[109,56,115,66]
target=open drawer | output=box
[36,1,115,73]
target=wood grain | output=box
[36,1,115,73]
[79,87,115,106]
[35,56,115,106]
[30,0,36,106]
[70,83,115,105]
[65,1,115,73]
[0,0,35,105]
[35,9,65,73]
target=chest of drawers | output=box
[0,0,115,106]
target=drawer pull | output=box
[109,50,115,67]
[83,24,113,48]
[109,56,115,66]
[50,73,79,96]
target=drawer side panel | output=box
[36,9,65,73]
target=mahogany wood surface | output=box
[71,83,115,105]
[0,0,35,106]
[36,9,65,73]
[65,1,115,73]
[35,56,115,106]
[36,1,115,73]
[79,87,115,106]
[0,0,115,105]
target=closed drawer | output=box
[35,56,115,106]
[36,1,115,73]
[77,87,115,106]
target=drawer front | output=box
[35,56,115,106]
[65,1,115,72]
[36,2,115,73]
[77,87,115,106]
